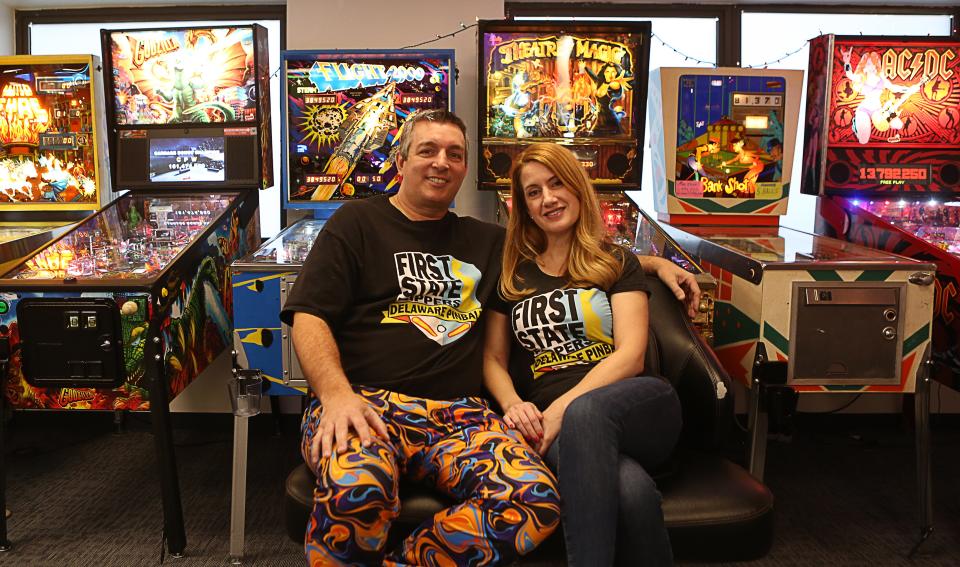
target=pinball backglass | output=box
[282,50,454,205]
[479,20,651,191]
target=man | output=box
[281,109,700,566]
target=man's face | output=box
[396,121,467,209]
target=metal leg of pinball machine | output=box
[148,335,186,558]
[747,374,768,482]
[747,345,771,482]
[909,352,934,558]
[0,334,11,552]
[229,413,249,565]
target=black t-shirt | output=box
[490,248,649,410]
[280,195,504,400]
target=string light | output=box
[652,33,715,66]
[270,24,857,80]
[654,31,810,69]
[402,21,477,49]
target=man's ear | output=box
[396,153,406,176]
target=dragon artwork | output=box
[115,29,253,124]
[156,255,230,396]
[114,254,227,402]
[159,63,237,123]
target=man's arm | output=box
[292,312,388,468]
[637,255,701,318]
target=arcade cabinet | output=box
[803,35,960,394]
[648,64,937,547]
[0,25,272,556]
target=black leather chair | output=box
[284,279,774,561]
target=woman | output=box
[483,143,682,566]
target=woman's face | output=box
[520,161,581,240]
[603,66,617,82]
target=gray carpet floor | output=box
[0,412,957,566]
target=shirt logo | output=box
[512,288,614,378]
[381,252,482,345]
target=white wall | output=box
[288,0,506,223]
[0,3,13,55]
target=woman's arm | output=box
[536,290,648,453]
[553,290,648,409]
[637,255,701,318]
[483,310,543,442]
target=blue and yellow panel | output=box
[232,270,304,396]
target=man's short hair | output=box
[397,109,468,160]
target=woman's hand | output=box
[504,401,544,445]
[537,402,565,455]
[651,257,701,318]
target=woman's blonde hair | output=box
[500,143,624,301]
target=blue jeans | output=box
[545,376,682,567]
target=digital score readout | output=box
[732,93,783,107]
[858,165,930,185]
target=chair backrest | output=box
[644,278,734,450]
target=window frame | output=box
[505,3,958,66]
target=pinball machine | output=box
[227,49,455,562]
[801,35,960,391]
[0,25,272,555]
[648,64,938,544]
[478,19,650,232]
[0,55,112,274]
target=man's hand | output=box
[503,401,544,445]
[306,390,389,470]
[650,257,702,318]
[537,402,565,455]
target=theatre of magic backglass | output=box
[479,20,650,191]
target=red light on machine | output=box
[0,81,50,147]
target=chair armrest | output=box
[644,278,734,450]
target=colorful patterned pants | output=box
[300,387,561,566]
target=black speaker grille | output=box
[117,138,149,186]
[941,163,960,186]
[828,162,851,185]
[225,136,257,184]
[490,152,513,177]
[607,153,629,177]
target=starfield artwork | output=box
[109,27,257,125]
[674,75,788,200]
[284,51,452,203]
[0,60,99,204]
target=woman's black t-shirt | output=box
[490,248,649,410]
